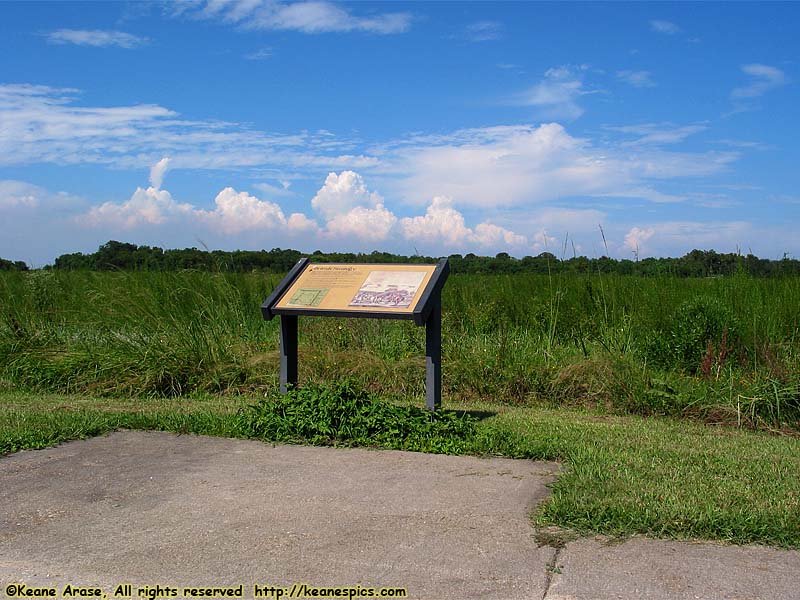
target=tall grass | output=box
[1,269,799,429]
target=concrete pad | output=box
[547,536,800,600]
[0,431,560,600]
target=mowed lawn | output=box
[2,390,798,549]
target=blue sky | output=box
[0,1,797,266]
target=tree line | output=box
[2,240,799,277]
[0,258,29,271]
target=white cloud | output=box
[624,226,655,251]
[182,1,411,34]
[530,229,558,254]
[311,170,383,218]
[45,29,149,48]
[484,206,606,255]
[616,70,656,88]
[326,204,397,242]
[463,21,502,42]
[198,187,290,234]
[0,180,42,209]
[0,83,370,172]
[731,64,787,99]
[516,66,588,120]
[82,183,323,236]
[85,186,194,229]
[0,179,86,213]
[254,181,294,197]
[608,123,708,146]
[287,212,319,233]
[650,20,680,35]
[400,196,526,250]
[149,157,171,189]
[528,207,607,232]
[601,187,686,204]
[623,221,753,256]
[378,122,736,209]
[400,196,473,247]
[1,84,753,256]
[2,83,742,219]
[244,47,273,60]
[473,223,527,247]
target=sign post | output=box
[425,297,442,411]
[262,258,449,410]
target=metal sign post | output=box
[263,258,449,410]
[279,314,298,394]
[424,295,442,411]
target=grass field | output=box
[1,269,798,429]
[1,269,799,547]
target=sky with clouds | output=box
[0,1,797,265]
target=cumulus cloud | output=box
[45,29,149,48]
[326,204,397,242]
[83,182,322,236]
[650,20,680,34]
[181,1,411,34]
[311,170,383,218]
[624,226,655,251]
[473,222,527,247]
[198,187,290,234]
[85,187,194,229]
[287,212,319,233]
[149,157,171,189]
[731,64,787,99]
[400,196,526,249]
[516,66,588,120]
[400,197,473,247]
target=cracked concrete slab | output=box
[3,431,799,600]
[545,536,800,600]
[0,431,559,600]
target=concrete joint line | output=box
[541,545,564,600]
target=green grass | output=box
[479,409,800,547]
[2,270,799,430]
[2,387,799,549]
[1,270,798,546]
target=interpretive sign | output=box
[262,258,449,410]
[274,263,437,315]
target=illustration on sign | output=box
[349,270,427,309]
[286,287,329,307]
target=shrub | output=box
[644,296,741,373]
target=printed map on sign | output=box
[349,270,427,309]
[286,288,329,307]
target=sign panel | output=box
[275,263,437,314]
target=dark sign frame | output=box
[262,258,449,410]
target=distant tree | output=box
[0,257,28,271]
[47,240,800,277]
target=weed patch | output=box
[235,379,477,453]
